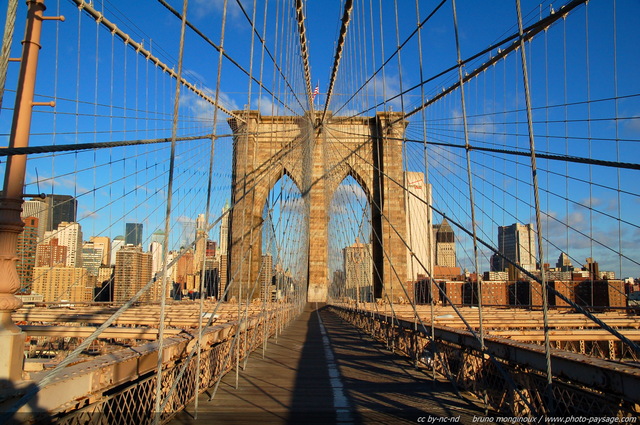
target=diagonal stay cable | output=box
[322,124,538,414]
[72,0,244,122]
[0,134,222,156]
[398,0,588,123]
[154,0,189,419]
[332,125,640,270]
[233,0,306,112]
[4,145,292,418]
[330,121,640,356]
[332,0,447,117]
[331,0,588,123]
[156,0,299,116]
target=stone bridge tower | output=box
[227,110,407,303]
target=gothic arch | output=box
[228,110,408,303]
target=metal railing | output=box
[1,303,300,424]
[329,304,640,417]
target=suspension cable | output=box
[295,0,314,111]
[153,0,189,421]
[321,0,353,123]
[193,0,229,416]
[71,0,243,122]
[451,0,487,410]
[515,0,553,413]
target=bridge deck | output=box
[170,304,490,424]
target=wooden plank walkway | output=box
[170,304,490,424]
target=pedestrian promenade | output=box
[170,304,489,424]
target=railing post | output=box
[0,0,47,383]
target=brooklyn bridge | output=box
[0,0,639,423]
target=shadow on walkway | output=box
[171,303,488,424]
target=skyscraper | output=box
[90,236,111,266]
[497,223,536,272]
[44,222,83,268]
[82,242,104,277]
[195,214,207,273]
[36,238,68,267]
[114,245,153,302]
[343,239,372,302]
[125,223,143,247]
[150,229,166,246]
[260,254,273,300]
[219,203,229,256]
[404,171,433,280]
[22,199,48,241]
[175,250,195,288]
[149,241,163,277]
[32,266,90,302]
[17,217,39,292]
[556,252,573,271]
[433,219,457,268]
[111,236,125,266]
[43,194,77,231]
[218,203,230,299]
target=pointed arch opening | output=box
[328,173,374,303]
[261,173,307,302]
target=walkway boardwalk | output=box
[170,304,490,424]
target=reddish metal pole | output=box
[0,0,46,383]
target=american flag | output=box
[312,85,319,100]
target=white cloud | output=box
[625,115,640,133]
[578,196,603,209]
[253,95,280,116]
[362,74,404,111]
[179,89,239,128]
[329,183,368,215]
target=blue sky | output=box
[1,0,639,277]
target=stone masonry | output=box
[227,110,407,303]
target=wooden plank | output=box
[170,305,491,424]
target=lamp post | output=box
[0,0,60,382]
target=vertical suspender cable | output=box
[585,3,594,305]
[154,0,189,422]
[236,0,259,391]
[73,5,81,204]
[393,0,406,150]
[543,21,549,291]
[612,0,622,278]
[368,0,379,328]
[257,0,269,104]
[92,18,99,240]
[393,0,409,356]
[359,0,369,116]
[514,0,553,415]
[194,0,229,418]
[264,0,279,354]
[321,0,353,123]
[414,0,437,383]
[563,19,569,274]
[451,0,483,342]
[368,0,376,116]
[451,0,486,410]
[376,0,396,351]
